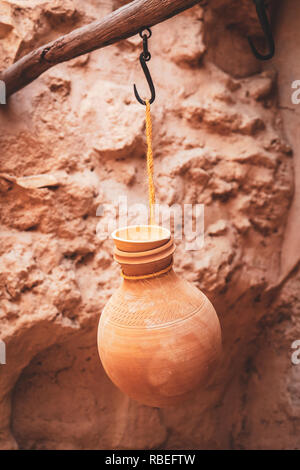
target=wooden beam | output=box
[1,0,203,98]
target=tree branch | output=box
[1,0,202,98]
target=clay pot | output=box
[97,225,222,407]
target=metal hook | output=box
[133,28,156,105]
[248,0,275,60]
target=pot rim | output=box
[112,225,171,244]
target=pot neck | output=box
[113,237,176,279]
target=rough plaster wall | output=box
[0,0,299,450]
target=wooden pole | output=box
[1,0,203,98]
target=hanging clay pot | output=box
[97,225,222,408]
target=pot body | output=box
[98,269,221,407]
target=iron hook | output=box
[248,0,275,61]
[133,28,156,105]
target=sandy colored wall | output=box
[0,0,299,449]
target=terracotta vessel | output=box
[97,225,222,407]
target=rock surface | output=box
[0,0,299,450]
